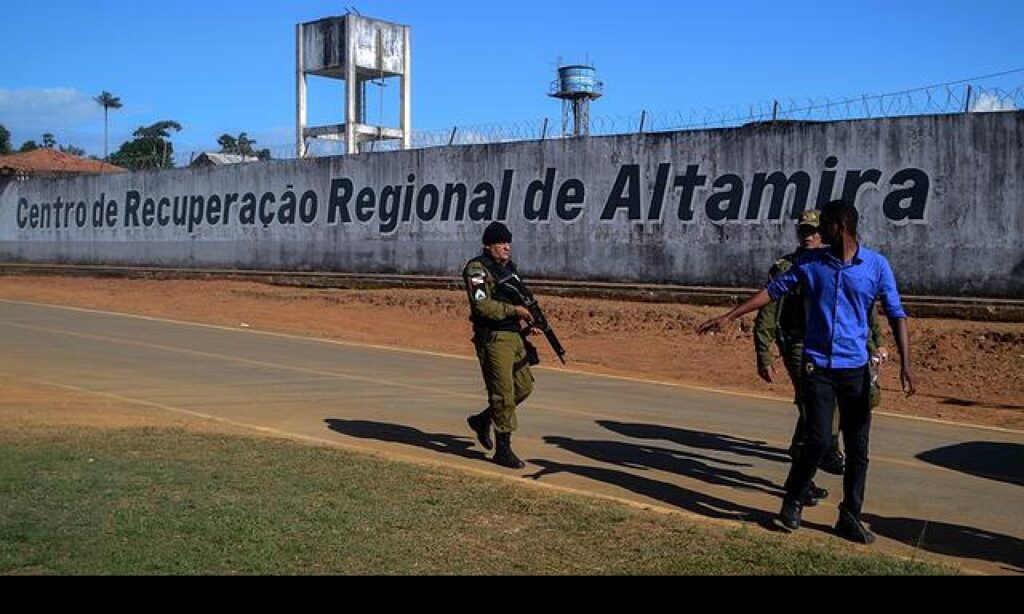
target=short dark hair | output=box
[820,199,859,236]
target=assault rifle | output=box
[494,273,567,365]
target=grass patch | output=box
[0,426,952,575]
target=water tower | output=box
[549,64,603,137]
[296,14,411,156]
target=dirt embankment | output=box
[2,275,1022,430]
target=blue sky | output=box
[1,0,1021,159]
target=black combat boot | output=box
[493,432,525,469]
[779,497,803,531]
[467,409,493,451]
[799,481,826,507]
[807,481,829,501]
[834,504,876,544]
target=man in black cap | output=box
[463,221,536,469]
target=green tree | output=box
[109,120,182,171]
[19,131,87,157]
[216,133,238,153]
[236,132,256,156]
[94,91,123,161]
[217,131,271,160]
[59,144,87,157]
[0,124,11,154]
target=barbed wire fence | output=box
[99,69,1024,170]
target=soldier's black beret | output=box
[482,221,513,245]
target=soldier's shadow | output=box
[324,418,487,462]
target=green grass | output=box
[0,426,951,575]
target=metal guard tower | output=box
[549,64,603,138]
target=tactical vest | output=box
[469,254,522,333]
[776,251,806,339]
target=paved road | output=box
[2,299,1021,574]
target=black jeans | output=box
[783,362,872,517]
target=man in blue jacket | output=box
[697,200,915,544]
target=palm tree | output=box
[94,91,123,161]
[236,132,256,157]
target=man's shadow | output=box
[524,458,809,532]
[598,420,791,464]
[916,442,1024,487]
[542,434,782,496]
[324,419,487,462]
[863,514,1024,574]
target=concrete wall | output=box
[1,112,1021,297]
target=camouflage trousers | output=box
[475,330,534,433]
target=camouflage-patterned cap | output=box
[798,210,821,228]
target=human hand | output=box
[514,305,533,322]
[757,362,776,384]
[696,316,728,335]
[901,366,916,396]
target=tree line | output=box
[0,126,85,157]
[0,90,271,171]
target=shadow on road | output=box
[325,418,487,462]
[916,441,1024,487]
[523,458,810,533]
[864,514,1024,574]
[542,434,782,495]
[598,420,791,464]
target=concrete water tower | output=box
[296,14,411,156]
[549,64,603,137]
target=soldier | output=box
[463,221,537,469]
[754,211,887,486]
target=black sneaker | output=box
[779,497,803,531]
[834,506,876,544]
[467,411,493,451]
[820,448,846,476]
